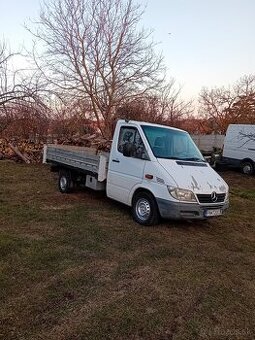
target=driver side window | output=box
[118,127,149,160]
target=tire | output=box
[132,191,159,226]
[241,161,254,175]
[58,170,74,193]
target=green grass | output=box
[231,188,255,201]
[0,160,255,339]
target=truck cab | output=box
[107,120,229,225]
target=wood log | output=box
[8,143,31,164]
[0,134,112,164]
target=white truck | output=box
[222,124,255,175]
[43,120,229,225]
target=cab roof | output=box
[117,119,186,133]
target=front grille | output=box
[197,193,226,204]
[202,204,224,210]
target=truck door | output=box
[107,126,149,205]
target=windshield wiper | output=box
[156,156,206,162]
[182,157,206,162]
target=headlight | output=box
[167,186,197,202]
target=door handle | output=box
[112,159,120,163]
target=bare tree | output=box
[115,79,193,128]
[229,75,255,124]
[199,86,235,133]
[234,74,255,97]
[158,80,193,126]
[0,42,35,107]
[50,97,96,138]
[199,75,255,134]
[29,0,165,137]
[0,41,50,135]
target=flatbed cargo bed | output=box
[43,144,109,181]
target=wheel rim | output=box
[60,176,67,190]
[136,198,151,221]
[243,164,252,174]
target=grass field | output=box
[0,160,255,339]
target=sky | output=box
[0,0,255,99]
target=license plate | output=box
[204,209,222,217]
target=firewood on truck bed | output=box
[0,135,112,164]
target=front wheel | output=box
[132,191,159,226]
[241,161,254,175]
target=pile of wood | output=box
[56,133,112,152]
[0,138,44,164]
[0,134,112,164]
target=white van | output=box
[222,124,255,175]
[44,120,229,225]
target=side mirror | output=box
[123,142,134,157]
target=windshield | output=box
[141,125,204,161]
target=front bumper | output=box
[156,198,229,220]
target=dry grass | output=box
[0,161,255,339]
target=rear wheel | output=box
[241,161,254,175]
[132,191,159,226]
[58,170,74,193]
